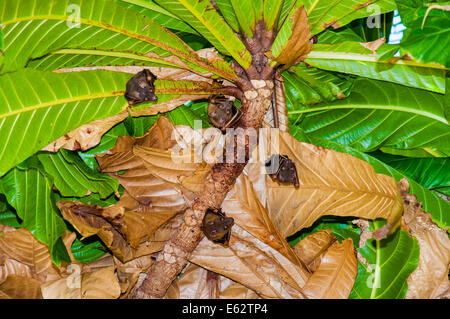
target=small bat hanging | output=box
[124,69,158,106]
[265,154,300,188]
[207,95,242,130]
[202,208,234,246]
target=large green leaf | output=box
[283,64,354,107]
[228,0,264,38]
[291,129,450,229]
[350,225,419,299]
[112,0,198,34]
[289,78,449,157]
[263,0,284,31]
[371,153,450,195]
[37,149,119,198]
[0,0,235,79]
[0,167,69,263]
[0,69,227,177]
[154,0,252,69]
[0,69,130,176]
[213,0,240,32]
[401,15,450,67]
[306,42,447,93]
[304,0,397,35]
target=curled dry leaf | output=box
[0,275,43,299]
[190,224,307,299]
[114,255,155,298]
[302,239,358,299]
[265,131,403,237]
[57,201,157,262]
[223,174,306,268]
[270,5,312,67]
[57,200,184,263]
[168,263,260,299]
[0,228,60,283]
[399,179,450,299]
[96,116,188,211]
[293,230,336,273]
[42,254,121,299]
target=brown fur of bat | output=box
[265,154,300,188]
[201,208,234,246]
[207,95,242,131]
[125,69,158,106]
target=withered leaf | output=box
[0,228,60,283]
[96,117,188,212]
[190,224,307,299]
[265,131,403,237]
[224,174,305,267]
[42,96,204,152]
[0,275,43,299]
[168,263,260,299]
[270,5,312,67]
[293,230,336,273]
[399,179,450,299]
[302,239,358,299]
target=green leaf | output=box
[317,28,364,44]
[283,64,354,108]
[306,42,447,93]
[290,129,450,229]
[0,194,21,228]
[348,11,395,42]
[37,149,119,198]
[0,69,227,177]
[58,192,119,208]
[0,69,129,177]
[371,153,450,195]
[289,78,449,156]
[276,0,297,30]
[350,225,419,299]
[229,0,264,37]
[154,0,252,69]
[263,0,284,30]
[213,0,241,32]
[304,0,397,35]
[401,15,450,67]
[112,0,198,34]
[0,167,69,263]
[0,0,234,79]
[71,238,107,264]
[288,216,361,248]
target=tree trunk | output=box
[131,80,274,299]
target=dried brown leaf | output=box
[270,6,312,67]
[399,179,450,299]
[224,174,306,268]
[0,275,43,299]
[114,255,155,298]
[190,224,307,299]
[265,131,403,237]
[0,228,60,282]
[96,117,188,212]
[168,263,260,299]
[293,230,336,272]
[42,255,121,299]
[302,239,358,299]
[57,201,165,262]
